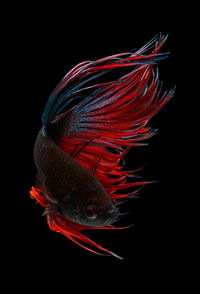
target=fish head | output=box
[59,189,119,227]
[80,198,119,227]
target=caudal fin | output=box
[42,33,174,142]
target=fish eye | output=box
[85,205,97,220]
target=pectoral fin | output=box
[42,203,58,216]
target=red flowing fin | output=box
[69,144,80,158]
[70,136,100,158]
[88,157,100,175]
[30,186,123,258]
[30,186,47,207]
[55,34,174,196]
[47,213,123,259]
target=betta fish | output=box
[30,34,175,259]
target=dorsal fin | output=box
[45,110,73,143]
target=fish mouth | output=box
[103,208,119,225]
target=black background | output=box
[6,4,190,291]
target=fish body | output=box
[30,33,175,258]
[34,127,117,226]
